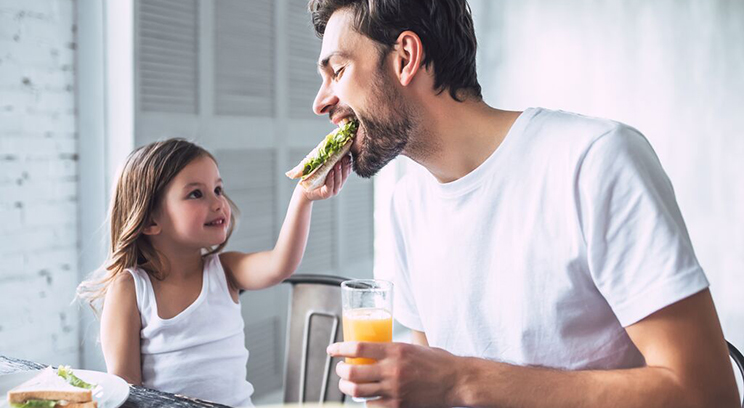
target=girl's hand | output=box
[302,155,352,201]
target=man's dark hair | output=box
[309,0,482,102]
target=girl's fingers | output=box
[342,156,351,183]
[333,163,343,195]
[324,169,335,198]
[309,157,352,201]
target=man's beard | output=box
[351,70,416,178]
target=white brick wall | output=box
[0,0,79,366]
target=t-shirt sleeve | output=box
[577,125,709,327]
[385,183,425,332]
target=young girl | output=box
[77,138,351,407]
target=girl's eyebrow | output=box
[182,178,223,189]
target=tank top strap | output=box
[204,254,236,302]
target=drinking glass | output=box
[341,279,393,402]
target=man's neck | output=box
[405,97,522,184]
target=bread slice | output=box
[58,402,97,408]
[7,367,93,405]
[298,138,353,191]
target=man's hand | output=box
[327,341,462,407]
[302,155,351,201]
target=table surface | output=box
[0,355,231,408]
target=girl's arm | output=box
[221,157,351,290]
[100,272,142,385]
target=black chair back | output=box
[728,341,744,407]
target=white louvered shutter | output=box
[138,0,199,114]
[214,0,274,116]
[288,0,322,118]
[215,148,276,252]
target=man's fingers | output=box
[327,341,389,360]
[336,361,381,383]
[338,379,383,399]
[367,398,396,408]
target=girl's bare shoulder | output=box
[103,272,138,314]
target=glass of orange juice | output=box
[341,279,393,402]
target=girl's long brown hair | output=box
[77,138,239,314]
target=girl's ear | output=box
[142,220,161,236]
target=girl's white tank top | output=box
[127,254,254,407]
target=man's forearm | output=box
[451,356,715,408]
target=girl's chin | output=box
[200,234,228,247]
[209,236,228,246]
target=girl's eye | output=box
[188,189,203,199]
[215,186,223,196]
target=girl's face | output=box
[150,155,231,250]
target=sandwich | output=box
[7,366,97,408]
[285,118,359,191]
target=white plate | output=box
[0,369,129,408]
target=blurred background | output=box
[0,0,742,403]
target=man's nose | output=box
[313,81,338,116]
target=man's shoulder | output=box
[530,107,625,138]
[523,107,645,158]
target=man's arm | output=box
[328,289,739,408]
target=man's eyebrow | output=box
[318,51,350,72]
[182,178,223,189]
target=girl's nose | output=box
[211,195,222,211]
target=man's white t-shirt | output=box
[385,107,709,369]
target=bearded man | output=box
[310,1,739,407]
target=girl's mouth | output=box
[204,218,226,227]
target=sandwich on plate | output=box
[285,118,359,191]
[7,366,97,408]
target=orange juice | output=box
[342,308,393,365]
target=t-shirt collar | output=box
[425,107,538,198]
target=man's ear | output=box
[142,219,161,236]
[392,30,424,87]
